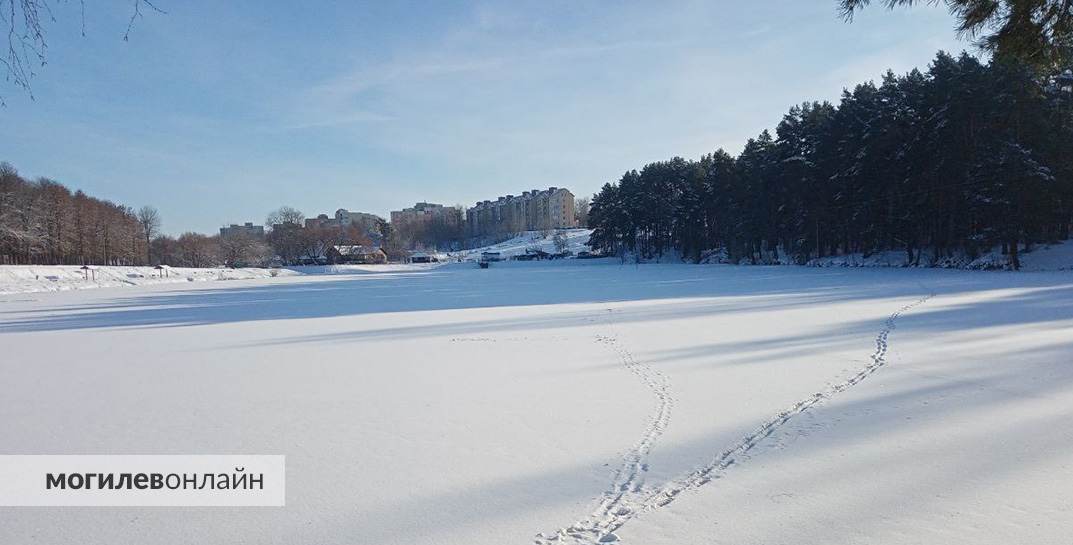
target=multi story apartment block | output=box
[219,222,265,238]
[390,202,461,226]
[304,208,383,235]
[466,187,576,238]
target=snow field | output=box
[1,262,1071,544]
[622,278,1073,544]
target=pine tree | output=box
[587,50,1072,269]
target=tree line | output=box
[588,52,1073,268]
[0,163,157,266]
[259,206,380,265]
[392,210,465,252]
[1,162,279,268]
[153,206,388,268]
[0,165,461,268]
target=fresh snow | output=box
[804,240,1073,270]
[0,264,298,295]
[1016,240,1073,271]
[692,240,1073,271]
[2,260,1072,545]
[459,228,594,260]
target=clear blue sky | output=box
[0,1,967,235]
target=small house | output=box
[409,252,439,264]
[327,245,388,265]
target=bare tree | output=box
[265,206,305,264]
[150,233,176,264]
[574,197,590,228]
[217,231,270,268]
[265,205,304,228]
[1,0,165,104]
[301,226,332,263]
[175,232,216,267]
[137,205,160,263]
[0,161,149,265]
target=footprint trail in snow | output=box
[535,309,673,545]
[535,293,932,545]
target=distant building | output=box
[390,202,462,226]
[326,245,387,264]
[305,209,384,241]
[466,187,576,238]
[335,209,382,233]
[304,214,333,229]
[220,222,265,238]
[408,251,439,264]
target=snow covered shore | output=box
[0,265,298,295]
[4,233,1069,297]
[805,240,1073,270]
[697,240,1073,271]
[480,228,1073,272]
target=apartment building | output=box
[390,202,461,226]
[219,222,265,238]
[304,208,383,234]
[466,187,576,238]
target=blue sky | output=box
[0,1,967,235]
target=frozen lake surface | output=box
[2,260,1072,544]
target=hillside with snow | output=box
[459,229,593,260]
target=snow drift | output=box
[0,265,298,295]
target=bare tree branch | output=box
[124,0,164,42]
[0,0,165,105]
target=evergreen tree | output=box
[586,51,1073,269]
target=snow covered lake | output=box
[2,260,1071,544]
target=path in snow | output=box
[536,309,674,544]
[537,292,933,544]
